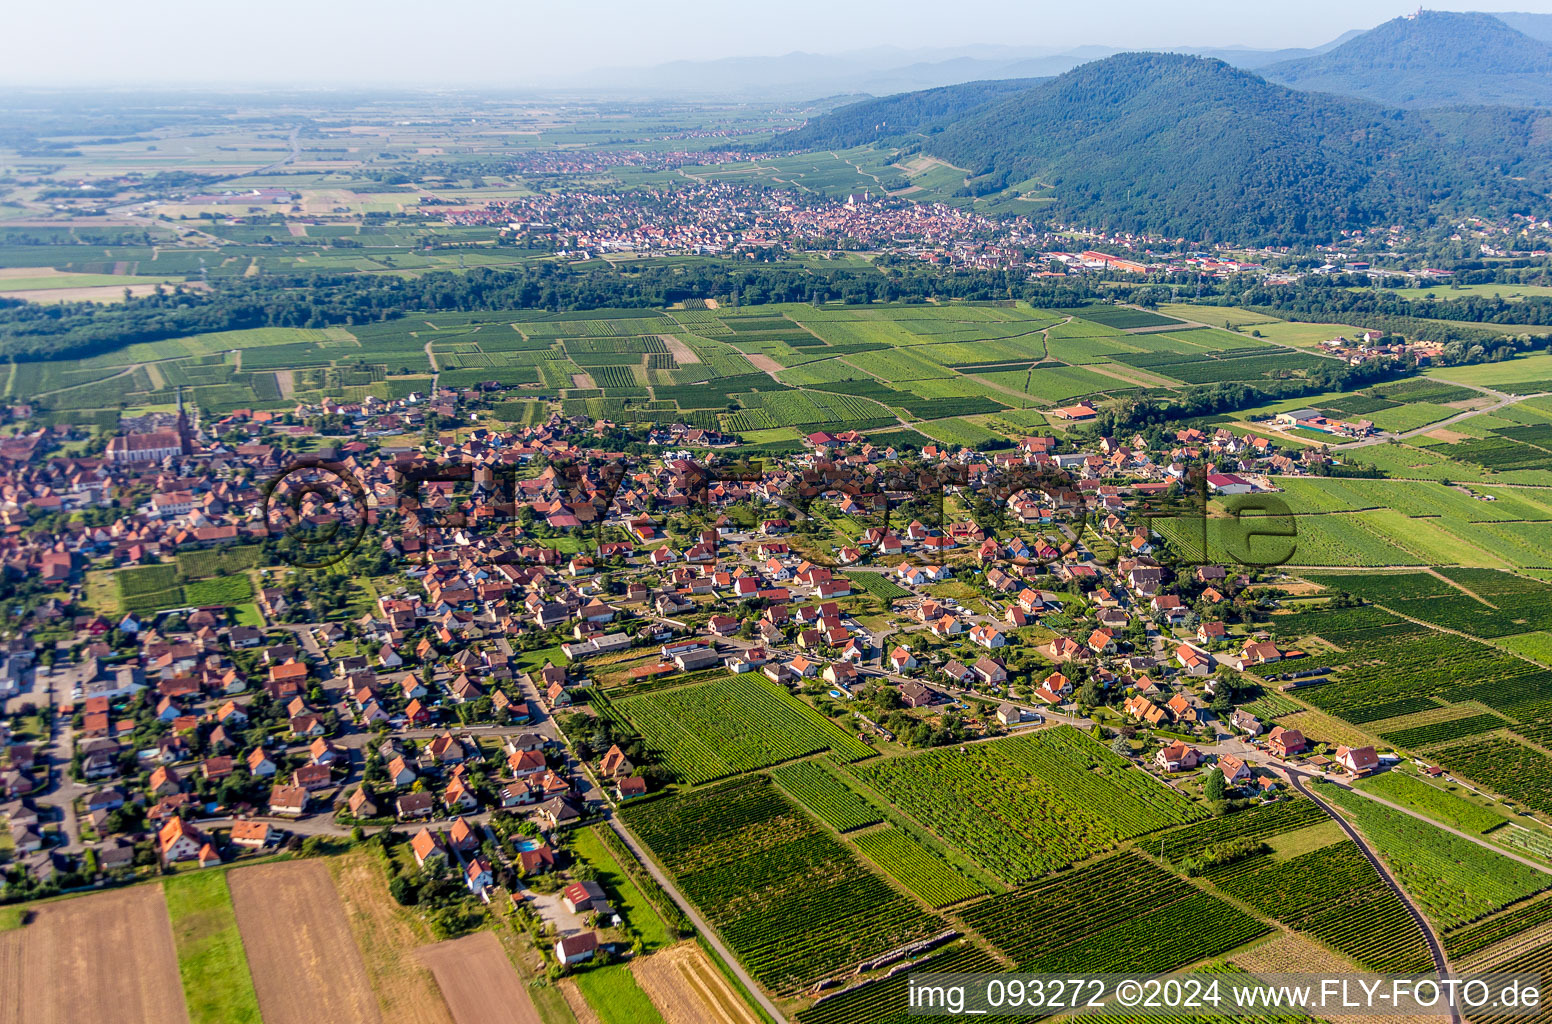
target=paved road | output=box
[1288,770,1460,1023]
[28,665,86,853]
[252,126,302,176]
[605,816,789,1024]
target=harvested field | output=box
[659,335,701,364]
[0,284,173,303]
[631,941,760,1024]
[329,850,453,1024]
[228,861,381,1024]
[419,931,539,1024]
[0,885,189,1024]
[745,353,785,375]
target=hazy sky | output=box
[7,1,1552,87]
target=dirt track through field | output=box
[631,941,760,1024]
[419,931,540,1024]
[0,885,189,1024]
[228,861,382,1024]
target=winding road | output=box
[1287,769,1460,1024]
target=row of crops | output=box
[1354,771,1503,833]
[116,562,255,614]
[1431,737,1552,816]
[1445,893,1552,960]
[600,675,875,786]
[1279,604,1551,733]
[1463,936,1552,1024]
[848,727,1202,882]
[795,944,1003,1024]
[770,761,881,832]
[1204,843,1433,973]
[842,572,911,601]
[1380,713,1509,748]
[1320,785,1549,928]
[622,776,941,993]
[174,545,262,580]
[1304,569,1552,639]
[852,827,986,907]
[957,850,1267,972]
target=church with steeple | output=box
[105,386,194,464]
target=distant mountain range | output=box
[583,11,1552,107]
[577,38,1358,100]
[1262,10,1552,107]
[770,52,1552,243]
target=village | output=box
[0,365,1415,975]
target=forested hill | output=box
[1263,11,1552,108]
[778,52,1551,243]
[770,77,1044,151]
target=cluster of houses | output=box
[0,376,1397,896]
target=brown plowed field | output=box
[419,930,540,1024]
[228,861,381,1024]
[0,885,188,1024]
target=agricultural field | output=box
[1444,893,1552,960]
[1203,841,1434,972]
[1427,352,1552,391]
[1460,934,1552,1024]
[1158,467,1552,572]
[163,871,262,1024]
[574,963,665,1024]
[1430,737,1552,816]
[1270,603,1552,742]
[115,559,256,613]
[770,761,882,832]
[417,932,538,1024]
[956,850,1268,971]
[794,944,1003,1024]
[1300,569,1552,637]
[1071,307,1183,330]
[1147,798,1327,856]
[849,727,1203,882]
[327,849,455,1024]
[623,776,941,993]
[0,885,191,1024]
[1237,692,1302,721]
[851,827,986,906]
[1355,771,1504,833]
[601,675,875,785]
[175,545,263,579]
[629,941,762,1024]
[21,296,1367,442]
[842,572,911,601]
[226,861,382,1024]
[1318,784,1549,927]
